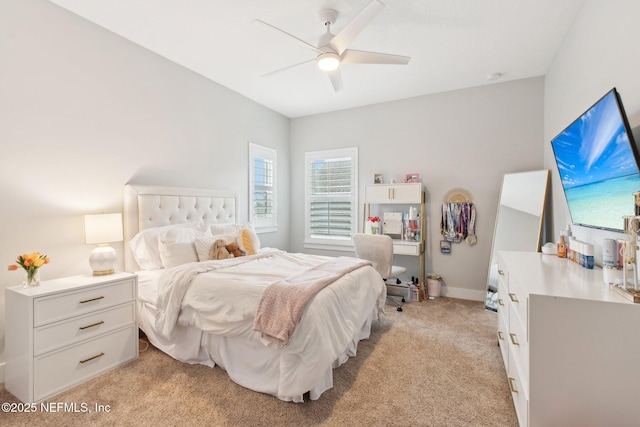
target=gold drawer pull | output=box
[498,298,504,306]
[79,296,105,304]
[508,377,519,393]
[509,333,520,346]
[79,352,105,364]
[498,269,505,276]
[497,331,504,340]
[79,321,104,330]
[508,293,519,303]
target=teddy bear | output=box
[226,242,244,258]
[209,239,233,260]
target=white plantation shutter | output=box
[305,147,358,249]
[249,143,277,232]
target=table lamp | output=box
[84,213,123,276]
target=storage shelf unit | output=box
[363,183,425,287]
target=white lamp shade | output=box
[84,213,123,244]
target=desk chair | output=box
[353,233,407,312]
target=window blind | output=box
[308,155,355,239]
[249,142,277,232]
[253,157,273,219]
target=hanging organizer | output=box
[440,188,477,248]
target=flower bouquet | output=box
[367,216,381,234]
[8,252,50,287]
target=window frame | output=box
[304,147,358,251]
[249,142,277,233]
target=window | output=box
[304,147,358,250]
[249,142,277,233]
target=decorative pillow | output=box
[158,241,199,268]
[237,224,260,256]
[129,222,202,270]
[194,233,236,262]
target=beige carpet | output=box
[1,297,518,426]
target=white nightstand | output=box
[5,272,138,403]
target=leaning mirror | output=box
[485,170,549,312]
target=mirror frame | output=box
[485,170,550,312]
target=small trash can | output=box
[426,274,442,299]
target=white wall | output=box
[0,0,290,368]
[544,0,640,261]
[290,77,545,300]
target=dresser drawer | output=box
[508,308,529,391]
[34,325,137,401]
[34,303,135,356]
[497,271,509,317]
[34,279,135,326]
[508,344,529,427]
[507,274,528,332]
[497,308,509,370]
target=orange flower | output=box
[8,252,50,275]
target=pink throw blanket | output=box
[253,256,372,345]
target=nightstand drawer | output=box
[34,278,135,326]
[34,325,137,401]
[34,302,135,356]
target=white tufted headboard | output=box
[123,184,237,272]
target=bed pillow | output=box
[237,224,260,256]
[158,241,199,268]
[209,223,239,237]
[194,233,236,261]
[129,222,202,270]
[158,224,211,268]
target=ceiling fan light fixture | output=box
[317,52,340,71]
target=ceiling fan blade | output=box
[341,49,410,65]
[254,19,324,54]
[329,0,385,55]
[261,58,316,77]
[327,68,343,92]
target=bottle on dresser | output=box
[557,234,567,258]
[564,224,573,259]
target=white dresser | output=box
[5,272,138,402]
[497,251,640,427]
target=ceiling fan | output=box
[255,0,410,92]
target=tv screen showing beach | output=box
[551,89,640,231]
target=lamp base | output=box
[89,245,117,276]
[93,269,115,276]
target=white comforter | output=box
[150,249,386,399]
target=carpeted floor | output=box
[1,297,518,426]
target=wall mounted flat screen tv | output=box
[551,88,640,232]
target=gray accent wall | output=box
[0,0,290,367]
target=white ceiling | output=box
[48,0,585,118]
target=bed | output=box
[123,184,386,402]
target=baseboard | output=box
[440,286,485,302]
[0,361,5,384]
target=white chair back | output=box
[353,233,393,279]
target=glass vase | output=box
[23,269,41,288]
